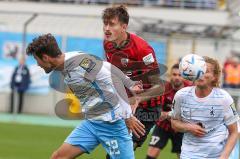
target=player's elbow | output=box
[51,151,59,159]
[51,150,66,159]
[227,123,239,139]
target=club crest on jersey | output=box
[79,58,96,72]
[143,53,155,65]
[121,58,129,67]
[210,107,215,117]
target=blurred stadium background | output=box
[0,0,239,159]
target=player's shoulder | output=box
[64,51,84,69]
[162,82,173,94]
[65,51,84,60]
[212,87,230,96]
[164,81,172,90]
[212,87,233,100]
[130,33,150,47]
[179,86,194,92]
[130,33,146,41]
[175,86,194,97]
[64,51,102,72]
[183,80,193,87]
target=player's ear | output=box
[42,54,49,62]
[122,23,127,31]
[212,76,218,87]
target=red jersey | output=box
[156,81,191,132]
[104,32,160,108]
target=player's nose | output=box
[104,24,111,30]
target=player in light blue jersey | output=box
[171,56,239,159]
[26,33,146,159]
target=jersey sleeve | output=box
[102,62,134,119]
[119,99,133,119]
[75,54,103,81]
[136,42,161,90]
[138,42,158,69]
[112,63,136,89]
[172,91,182,120]
[223,92,239,126]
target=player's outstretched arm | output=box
[219,122,238,159]
[107,62,146,138]
[110,62,137,89]
[129,71,165,103]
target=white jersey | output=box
[172,86,239,159]
[57,51,134,122]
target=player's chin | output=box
[105,36,114,42]
[174,79,181,84]
[104,35,109,40]
[195,80,206,87]
[104,38,112,42]
[44,68,53,74]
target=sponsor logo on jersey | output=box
[121,58,129,67]
[143,53,155,65]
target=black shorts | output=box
[148,126,183,153]
[132,106,160,148]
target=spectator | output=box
[10,57,31,114]
[222,56,232,87]
[224,56,240,88]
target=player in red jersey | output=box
[146,64,191,159]
[102,5,165,155]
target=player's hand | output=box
[125,116,145,138]
[130,80,143,94]
[159,111,169,121]
[186,123,206,137]
[130,96,141,114]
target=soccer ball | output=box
[179,54,207,81]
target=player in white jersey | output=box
[171,56,239,159]
[26,33,145,159]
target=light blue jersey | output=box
[59,52,135,159]
[62,52,134,122]
[172,86,239,159]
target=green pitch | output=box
[0,122,177,159]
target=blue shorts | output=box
[65,119,134,159]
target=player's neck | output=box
[53,54,65,71]
[115,32,128,46]
[195,86,213,98]
[172,83,184,91]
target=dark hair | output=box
[26,33,62,59]
[171,63,179,70]
[102,5,129,25]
